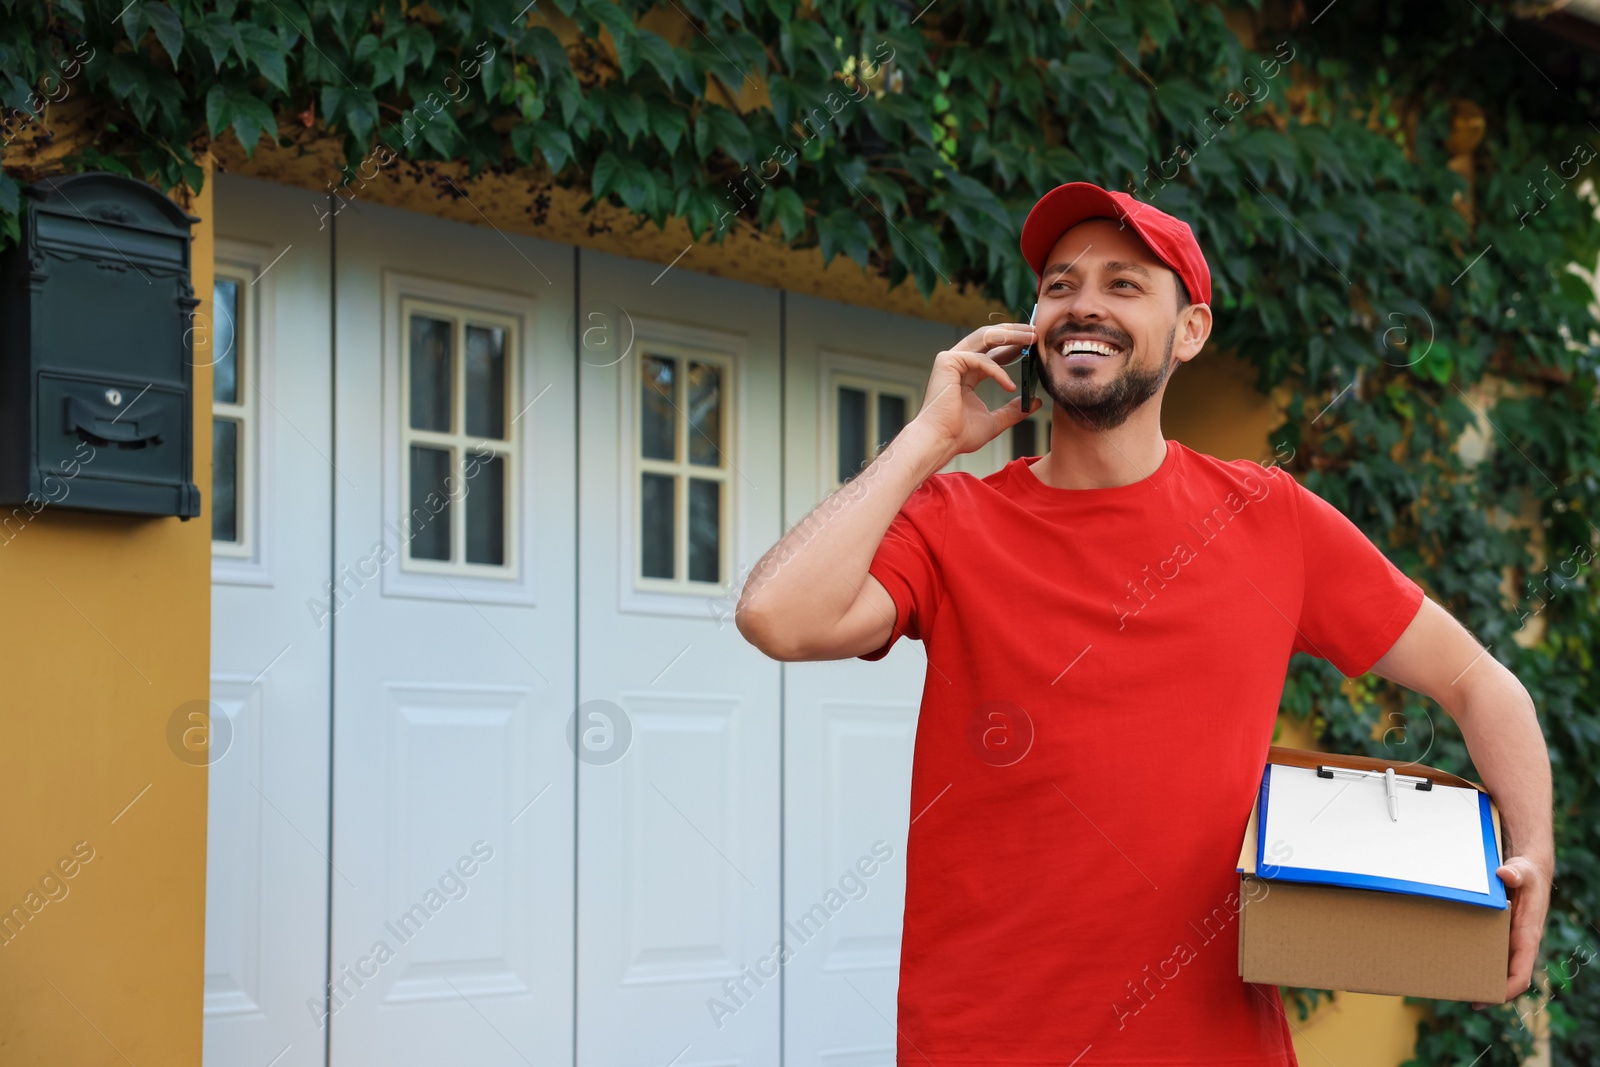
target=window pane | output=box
[213,278,239,404]
[1011,418,1038,460]
[465,454,506,566]
[212,418,238,542]
[408,445,452,560]
[465,324,507,440]
[837,386,867,483]
[409,315,453,432]
[876,393,907,452]
[687,361,722,467]
[641,472,675,579]
[641,355,676,461]
[688,478,720,583]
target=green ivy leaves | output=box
[125,2,185,67]
[694,102,755,163]
[208,82,279,153]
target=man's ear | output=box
[1173,303,1213,365]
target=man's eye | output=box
[1047,281,1067,292]
[1112,279,1139,290]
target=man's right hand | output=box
[737,322,1042,662]
[913,322,1042,464]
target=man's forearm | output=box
[1456,660,1554,871]
[736,418,952,647]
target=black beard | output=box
[1038,322,1177,432]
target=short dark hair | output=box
[1174,272,1191,311]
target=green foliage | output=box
[2,0,1598,1060]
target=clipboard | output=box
[1240,748,1507,911]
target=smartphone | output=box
[1020,303,1038,412]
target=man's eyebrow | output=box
[1103,259,1155,279]
[1042,258,1156,280]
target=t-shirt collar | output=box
[1007,438,1182,505]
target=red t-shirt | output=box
[861,439,1425,1066]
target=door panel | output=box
[207,174,334,1067]
[329,200,575,1065]
[781,295,961,1066]
[576,250,783,1066]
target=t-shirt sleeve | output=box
[858,476,948,662]
[1288,474,1426,677]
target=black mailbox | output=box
[0,171,202,518]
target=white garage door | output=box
[208,176,1013,1067]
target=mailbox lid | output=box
[30,253,193,381]
[24,173,199,382]
[26,172,199,270]
[32,210,188,270]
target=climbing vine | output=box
[2,0,1596,1060]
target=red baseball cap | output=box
[1019,182,1211,306]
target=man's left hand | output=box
[1473,853,1554,1009]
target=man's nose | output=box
[1056,282,1109,320]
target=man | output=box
[735,181,1553,1065]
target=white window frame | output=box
[397,296,519,577]
[381,271,538,606]
[633,344,734,594]
[817,350,924,495]
[211,238,275,587]
[618,317,744,615]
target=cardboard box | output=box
[1236,747,1511,1004]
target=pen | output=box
[1384,766,1398,822]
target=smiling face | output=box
[1033,218,1210,431]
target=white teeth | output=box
[1062,340,1119,357]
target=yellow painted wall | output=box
[1284,990,1426,1067]
[0,162,213,1065]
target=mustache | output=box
[1045,320,1133,352]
